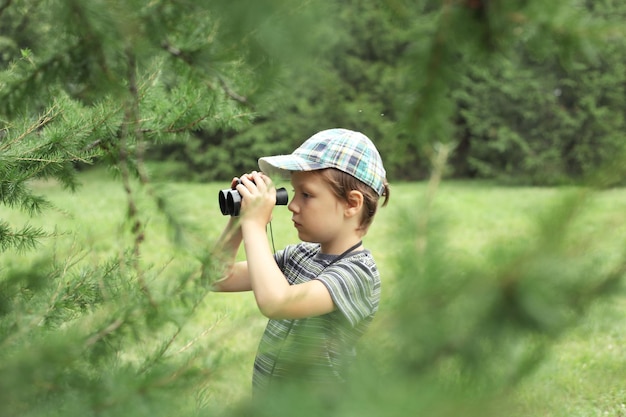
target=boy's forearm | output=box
[215,217,242,260]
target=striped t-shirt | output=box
[252,242,381,393]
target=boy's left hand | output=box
[236,171,276,227]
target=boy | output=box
[213,128,390,395]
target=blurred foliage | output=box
[0,248,216,417]
[0,0,625,416]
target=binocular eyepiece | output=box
[219,179,289,216]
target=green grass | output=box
[2,169,626,415]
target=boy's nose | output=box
[287,200,297,213]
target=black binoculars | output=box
[219,179,289,216]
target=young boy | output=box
[213,128,390,395]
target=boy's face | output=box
[288,171,350,252]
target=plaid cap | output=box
[258,128,386,196]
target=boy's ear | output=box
[345,190,364,217]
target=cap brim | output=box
[258,155,325,178]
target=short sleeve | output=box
[273,246,289,269]
[316,254,381,327]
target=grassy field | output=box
[2,168,626,415]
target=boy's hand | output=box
[235,171,276,227]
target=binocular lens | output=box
[218,190,229,216]
[226,191,242,216]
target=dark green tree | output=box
[452,0,626,184]
[166,0,625,185]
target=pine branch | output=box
[161,40,250,106]
[0,0,13,18]
[117,48,157,308]
[0,221,46,252]
[176,317,224,355]
[0,175,50,215]
[0,105,58,152]
[216,74,249,105]
[84,318,125,348]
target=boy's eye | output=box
[292,188,311,199]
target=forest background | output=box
[1,0,626,416]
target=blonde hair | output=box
[312,168,390,231]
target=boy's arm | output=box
[212,216,252,292]
[238,172,335,319]
[242,223,335,319]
